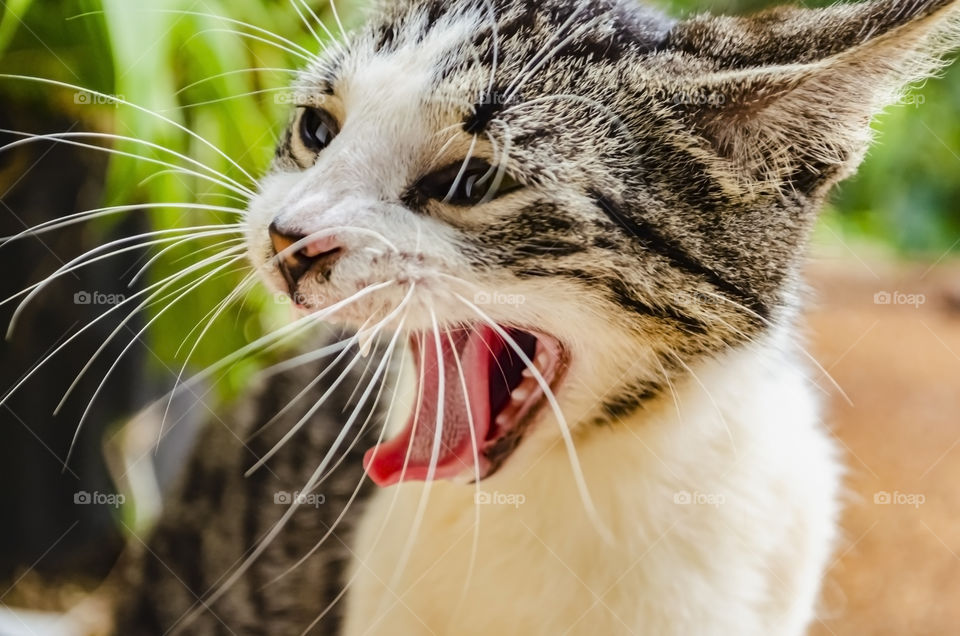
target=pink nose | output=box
[268,222,344,292]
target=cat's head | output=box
[246,0,960,485]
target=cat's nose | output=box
[268,222,344,292]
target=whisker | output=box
[665,348,738,456]
[696,288,853,407]
[70,8,317,60]
[378,307,448,610]
[326,0,349,43]
[0,75,258,186]
[266,318,408,589]
[0,129,254,197]
[53,249,249,416]
[3,226,245,333]
[288,0,328,50]
[182,28,317,64]
[130,235,246,286]
[443,326,483,627]
[453,291,615,543]
[172,289,412,633]
[174,86,299,110]
[0,248,246,417]
[444,134,479,203]
[155,281,397,416]
[503,4,592,102]
[173,67,299,97]
[0,202,242,247]
[157,271,262,446]
[245,285,414,474]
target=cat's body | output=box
[345,328,840,636]
[100,0,960,634]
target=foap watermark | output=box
[74,91,124,107]
[74,490,125,508]
[473,291,525,307]
[473,89,522,108]
[874,490,925,509]
[474,490,526,509]
[274,91,297,105]
[74,291,125,306]
[673,490,725,508]
[655,87,727,107]
[671,290,727,307]
[873,290,926,308]
[273,291,324,307]
[274,490,326,508]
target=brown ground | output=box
[805,254,960,636]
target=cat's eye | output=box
[298,106,339,153]
[415,158,523,206]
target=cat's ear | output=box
[659,0,960,195]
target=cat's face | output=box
[246,0,959,485]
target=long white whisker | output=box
[696,288,853,407]
[288,0,326,49]
[173,292,412,633]
[54,250,248,414]
[326,0,349,43]
[174,87,298,110]
[453,292,614,543]
[0,249,245,415]
[70,8,317,59]
[181,28,316,63]
[129,235,246,286]
[246,331,367,443]
[444,134,479,203]
[666,349,738,456]
[245,285,415,474]
[156,272,262,446]
[63,253,249,468]
[379,307,447,608]
[0,75,258,186]
[0,202,241,247]
[174,67,298,97]
[444,326,483,628]
[266,318,407,589]
[0,129,254,197]
[503,5,592,101]
[157,281,396,412]
[253,336,354,379]
[4,226,244,333]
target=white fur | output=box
[342,330,841,636]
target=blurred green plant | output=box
[0,0,958,397]
[0,0,353,396]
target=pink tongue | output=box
[363,327,499,486]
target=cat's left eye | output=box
[415,158,523,206]
[298,106,339,153]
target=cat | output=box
[100,0,960,634]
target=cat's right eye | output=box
[297,106,339,154]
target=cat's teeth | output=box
[535,353,549,369]
[521,368,534,378]
[511,386,530,402]
[496,414,509,427]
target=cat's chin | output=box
[362,324,568,486]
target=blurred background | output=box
[0,0,957,633]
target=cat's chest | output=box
[340,346,841,636]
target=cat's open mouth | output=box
[363,325,567,486]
